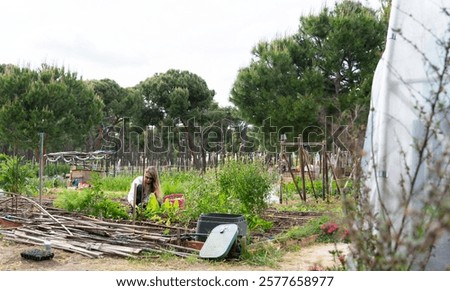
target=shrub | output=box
[53,173,129,219]
[0,154,34,195]
[317,221,350,243]
[218,160,274,215]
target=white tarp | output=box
[363,0,450,270]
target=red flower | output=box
[321,222,339,235]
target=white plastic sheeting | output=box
[363,0,450,270]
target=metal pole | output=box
[299,135,306,201]
[39,132,44,205]
[142,127,148,205]
[279,141,283,204]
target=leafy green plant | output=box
[140,195,182,225]
[245,214,273,232]
[218,160,274,215]
[53,173,129,219]
[20,175,67,197]
[161,181,185,195]
[0,154,34,195]
[160,171,191,194]
[160,198,181,225]
[175,171,230,223]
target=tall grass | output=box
[99,174,133,192]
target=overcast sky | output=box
[0,0,380,107]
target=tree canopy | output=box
[138,69,216,170]
[139,69,216,123]
[0,1,389,161]
[230,0,386,146]
[0,64,103,154]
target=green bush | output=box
[23,175,68,196]
[0,154,34,195]
[156,166,275,228]
[174,172,225,223]
[218,160,274,215]
[136,195,183,226]
[53,174,129,219]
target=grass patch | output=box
[276,216,330,243]
[241,241,283,268]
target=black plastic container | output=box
[196,213,248,241]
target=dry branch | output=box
[0,196,198,259]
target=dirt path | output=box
[0,241,348,271]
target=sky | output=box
[0,0,381,107]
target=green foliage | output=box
[283,178,344,202]
[218,160,274,214]
[88,79,143,151]
[25,162,68,194]
[99,175,133,192]
[44,163,71,177]
[139,69,215,122]
[245,214,273,232]
[53,174,129,219]
[0,64,104,153]
[241,241,283,267]
[161,181,184,196]
[0,154,34,195]
[134,195,182,226]
[230,0,386,139]
[231,37,321,147]
[176,171,228,222]
[277,216,330,242]
[89,79,140,126]
[138,69,218,170]
[21,175,66,197]
[160,171,191,194]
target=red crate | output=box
[163,194,185,209]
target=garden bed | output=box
[0,196,322,259]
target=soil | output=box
[0,199,349,271]
[0,240,349,271]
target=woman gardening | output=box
[127,166,163,211]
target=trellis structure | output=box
[45,150,117,186]
[279,135,352,203]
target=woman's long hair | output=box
[144,166,162,200]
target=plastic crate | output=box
[163,194,185,209]
[196,213,247,241]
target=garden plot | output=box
[1,196,322,260]
[0,195,199,258]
